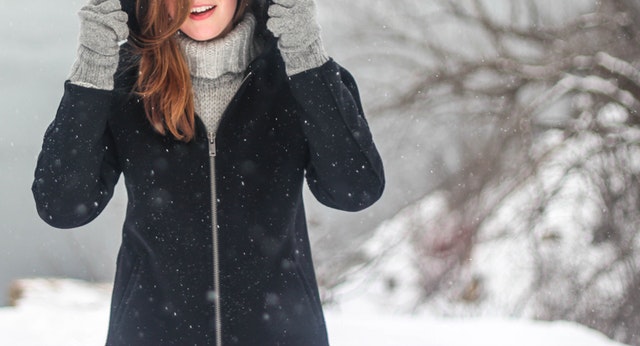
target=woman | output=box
[32,0,384,344]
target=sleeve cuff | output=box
[68,46,119,91]
[279,38,330,77]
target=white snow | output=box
[0,278,628,346]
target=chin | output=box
[184,29,224,41]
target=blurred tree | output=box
[332,0,640,344]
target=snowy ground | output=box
[0,279,628,346]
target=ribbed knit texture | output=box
[177,14,258,134]
[69,47,121,90]
[278,37,328,76]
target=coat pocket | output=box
[112,260,143,327]
[291,261,324,322]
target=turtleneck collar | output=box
[177,13,257,80]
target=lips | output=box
[189,5,216,20]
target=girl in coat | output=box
[32,0,384,344]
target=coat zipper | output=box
[208,131,222,346]
[206,70,253,346]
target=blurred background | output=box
[2,0,640,345]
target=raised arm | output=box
[32,0,127,228]
[292,61,385,211]
[268,0,385,211]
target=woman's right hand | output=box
[78,0,129,56]
[68,0,129,90]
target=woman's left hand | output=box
[267,0,319,50]
[267,0,329,76]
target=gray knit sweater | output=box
[177,14,259,134]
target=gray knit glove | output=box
[267,0,329,76]
[68,0,129,90]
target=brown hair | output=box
[133,0,253,142]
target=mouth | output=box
[189,5,216,19]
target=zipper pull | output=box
[208,132,216,157]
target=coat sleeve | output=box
[32,81,121,229]
[290,59,385,212]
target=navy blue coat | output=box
[32,1,384,345]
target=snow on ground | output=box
[0,278,629,346]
